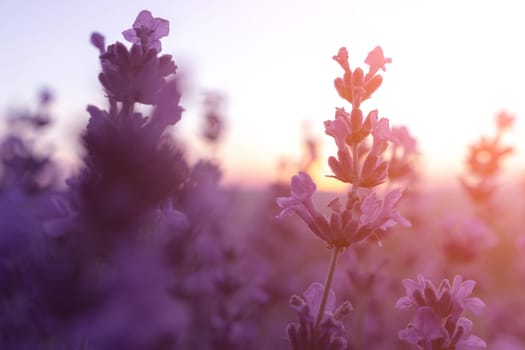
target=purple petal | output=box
[152,40,162,52]
[465,297,486,315]
[303,282,335,317]
[153,18,170,39]
[399,325,422,345]
[395,296,413,309]
[412,306,443,340]
[122,28,139,43]
[372,117,391,140]
[401,277,418,292]
[456,335,487,350]
[290,172,316,201]
[134,10,155,28]
[276,207,296,219]
[276,196,301,209]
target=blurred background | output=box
[2,0,525,190]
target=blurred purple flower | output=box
[97,41,176,105]
[442,213,497,263]
[38,88,53,106]
[400,311,486,350]
[397,275,486,350]
[150,79,183,133]
[396,274,485,319]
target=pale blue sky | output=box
[2,0,525,188]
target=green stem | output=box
[314,246,342,329]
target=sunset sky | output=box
[2,0,525,190]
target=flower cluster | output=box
[0,10,271,350]
[122,10,169,52]
[277,171,409,248]
[94,10,176,106]
[332,46,390,109]
[326,48,396,188]
[72,15,186,233]
[277,46,410,249]
[287,283,353,350]
[396,275,486,350]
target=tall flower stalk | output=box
[277,46,411,349]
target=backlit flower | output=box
[466,136,512,177]
[280,186,410,248]
[495,110,515,131]
[365,46,392,77]
[333,47,388,108]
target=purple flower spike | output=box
[123,10,169,52]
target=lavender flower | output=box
[287,283,352,350]
[122,10,170,52]
[277,46,412,350]
[277,172,410,248]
